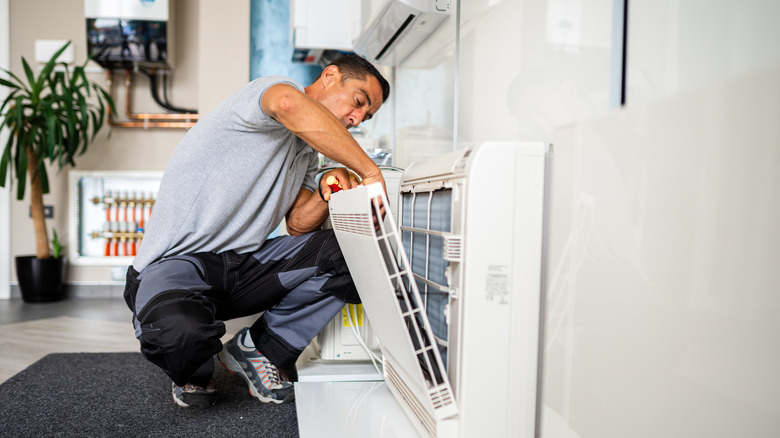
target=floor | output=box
[0,297,420,437]
[0,297,253,384]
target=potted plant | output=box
[0,41,114,302]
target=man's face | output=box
[318,70,384,130]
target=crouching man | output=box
[124,55,389,408]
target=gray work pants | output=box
[123,229,358,387]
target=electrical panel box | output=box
[318,303,381,361]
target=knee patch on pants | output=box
[315,231,360,304]
[137,291,226,386]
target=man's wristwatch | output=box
[318,183,327,202]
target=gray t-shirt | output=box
[133,76,319,271]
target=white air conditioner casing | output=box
[353,0,451,66]
[330,142,551,437]
[317,166,404,362]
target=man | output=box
[124,54,390,408]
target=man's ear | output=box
[321,65,342,89]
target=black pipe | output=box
[139,68,198,114]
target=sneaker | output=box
[172,378,217,408]
[218,328,295,404]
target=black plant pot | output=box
[15,255,66,303]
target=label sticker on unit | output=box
[486,265,510,304]
[341,303,364,327]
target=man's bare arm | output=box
[286,168,359,235]
[261,83,385,191]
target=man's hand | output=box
[320,168,361,201]
[322,168,387,230]
[359,171,387,229]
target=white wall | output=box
[627,0,780,106]
[198,0,250,115]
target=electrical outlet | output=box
[29,205,54,218]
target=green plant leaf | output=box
[89,109,99,141]
[51,228,62,259]
[0,135,12,187]
[45,106,56,157]
[35,41,71,92]
[0,88,20,116]
[14,94,24,135]
[21,57,38,100]
[1,67,30,93]
[1,40,112,231]
[0,77,21,91]
[95,84,116,116]
[15,129,27,200]
[38,159,50,194]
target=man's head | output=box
[308,54,390,129]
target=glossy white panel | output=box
[393,0,615,167]
[393,1,458,168]
[296,381,422,438]
[544,68,780,437]
[627,0,780,107]
[458,0,614,143]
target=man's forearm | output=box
[263,85,381,181]
[285,189,329,236]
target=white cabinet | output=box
[290,0,362,51]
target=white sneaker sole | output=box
[172,387,189,407]
[171,385,216,408]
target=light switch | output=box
[35,39,74,64]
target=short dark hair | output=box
[325,54,390,103]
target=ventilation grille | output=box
[330,213,374,237]
[376,14,416,60]
[430,384,454,410]
[386,360,437,438]
[443,235,462,262]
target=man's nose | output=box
[350,109,367,127]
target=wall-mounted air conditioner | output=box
[330,141,551,437]
[353,0,450,65]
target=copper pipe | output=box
[105,70,197,129]
[124,69,200,121]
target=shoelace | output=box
[250,356,282,387]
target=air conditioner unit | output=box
[329,141,551,437]
[352,0,451,65]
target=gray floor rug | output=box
[0,352,299,437]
